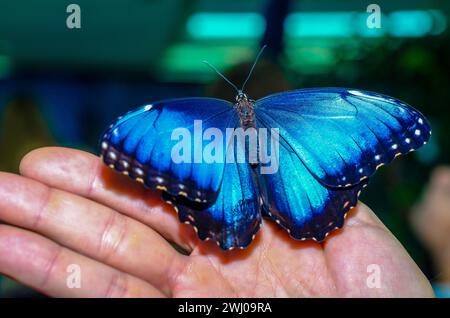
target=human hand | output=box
[0,147,434,297]
[412,166,450,283]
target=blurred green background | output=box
[0,0,449,297]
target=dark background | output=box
[0,0,449,297]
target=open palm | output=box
[0,147,433,297]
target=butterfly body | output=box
[235,92,256,129]
[100,87,431,250]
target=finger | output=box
[323,202,434,297]
[20,147,197,252]
[0,225,165,297]
[0,172,186,295]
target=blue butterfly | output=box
[100,50,431,250]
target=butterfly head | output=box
[236,91,249,103]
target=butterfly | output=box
[100,48,431,250]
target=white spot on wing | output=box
[134,167,144,177]
[107,151,117,160]
[119,160,129,169]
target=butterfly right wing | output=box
[255,88,431,188]
[256,116,368,241]
[101,97,234,205]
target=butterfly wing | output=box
[163,114,262,250]
[256,120,368,241]
[101,97,234,205]
[255,88,431,187]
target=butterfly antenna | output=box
[241,44,267,92]
[202,60,239,93]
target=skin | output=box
[0,147,434,297]
[411,166,450,283]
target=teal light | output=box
[284,10,446,38]
[187,13,266,39]
[285,12,355,37]
[389,11,433,37]
[158,43,254,82]
[355,13,386,37]
[429,10,448,35]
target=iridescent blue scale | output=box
[100,87,431,250]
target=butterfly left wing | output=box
[255,118,368,241]
[255,88,431,188]
[101,97,234,205]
